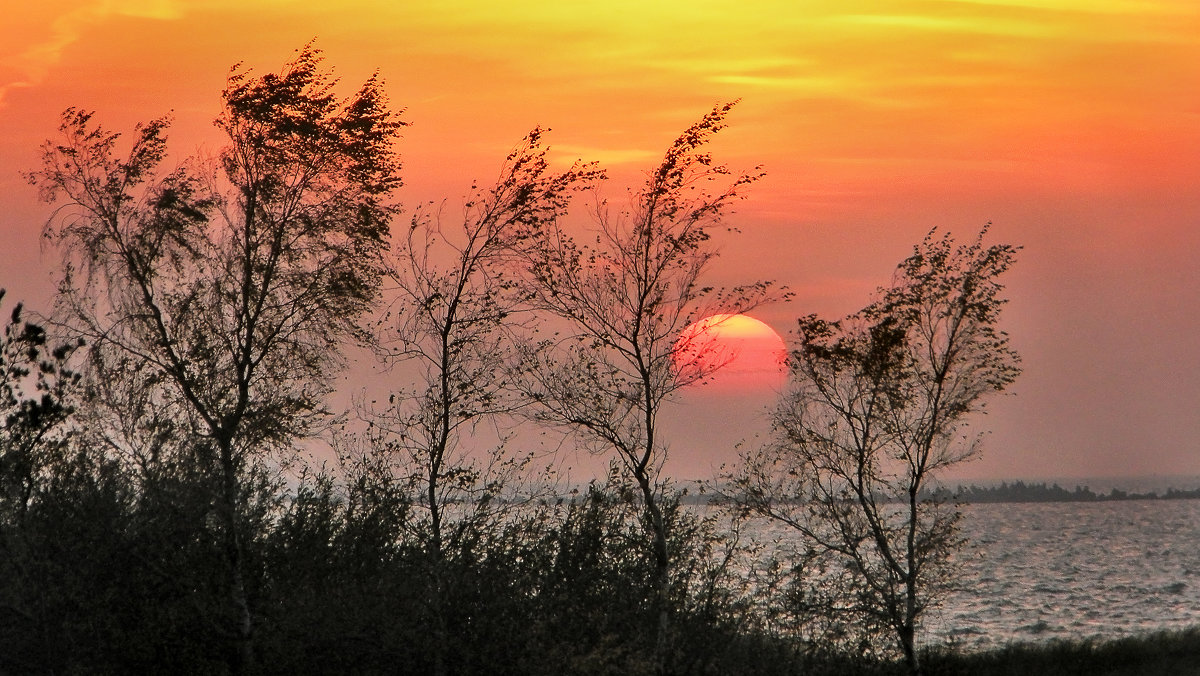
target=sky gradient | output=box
[2,1,1199,481]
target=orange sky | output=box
[3,1,1200,481]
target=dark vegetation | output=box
[920,626,1200,676]
[3,45,1191,676]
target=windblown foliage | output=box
[733,226,1020,676]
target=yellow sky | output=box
[6,1,1197,174]
[2,1,1200,479]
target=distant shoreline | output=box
[682,479,1200,506]
[929,480,1200,504]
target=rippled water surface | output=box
[922,500,1200,650]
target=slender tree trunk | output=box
[430,564,448,676]
[653,553,671,676]
[431,357,451,676]
[898,622,920,676]
[637,474,672,676]
[218,438,253,675]
[429,495,448,676]
[903,488,922,676]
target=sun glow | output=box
[673,314,787,392]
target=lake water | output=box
[732,499,1200,651]
[922,499,1200,650]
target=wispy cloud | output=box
[107,0,184,20]
[935,0,1188,14]
[549,144,658,167]
[0,1,183,107]
[826,13,1059,38]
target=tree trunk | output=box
[898,623,921,676]
[218,438,253,675]
[654,556,671,676]
[429,510,448,676]
[638,476,672,676]
[430,565,448,676]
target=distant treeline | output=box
[926,481,1200,504]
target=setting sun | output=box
[673,313,787,392]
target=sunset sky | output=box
[2,1,1199,482]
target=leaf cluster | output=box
[0,290,82,520]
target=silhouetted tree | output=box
[28,44,404,673]
[732,226,1020,675]
[362,128,599,676]
[513,102,780,674]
